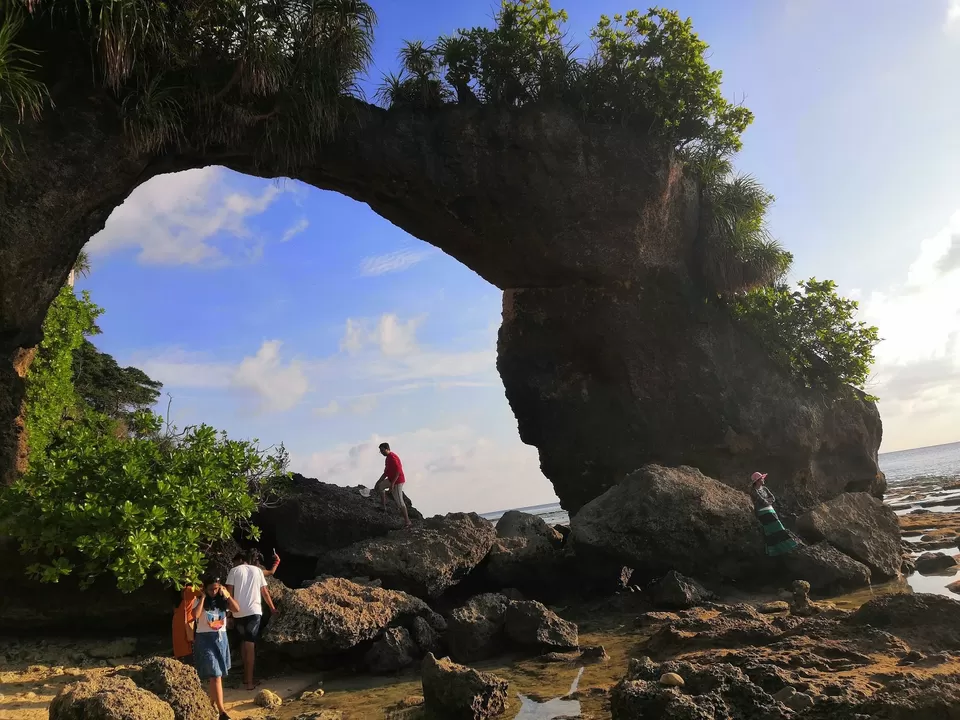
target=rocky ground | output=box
[6,470,960,719]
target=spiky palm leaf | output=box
[0,8,49,159]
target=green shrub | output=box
[0,411,288,592]
[730,279,880,396]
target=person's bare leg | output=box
[242,642,256,689]
[392,485,412,527]
[208,677,227,714]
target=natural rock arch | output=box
[0,90,883,512]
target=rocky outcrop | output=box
[365,627,418,674]
[503,600,578,651]
[784,542,872,593]
[850,593,960,651]
[795,492,901,579]
[481,510,566,594]
[317,513,495,599]
[447,593,511,663]
[421,653,508,720]
[135,657,217,720]
[50,675,174,720]
[496,510,563,547]
[650,571,715,610]
[262,577,438,660]
[915,551,958,574]
[255,473,422,559]
[569,465,764,581]
[3,85,882,527]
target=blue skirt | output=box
[193,631,231,680]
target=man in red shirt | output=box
[375,442,411,528]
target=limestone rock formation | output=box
[421,653,508,720]
[795,492,901,579]
[262,577,435,660]
[503,600,578,651]
[850,593,960,652]
[496,510,563,547]
[784,542,872,593]
[49,675,174,720]
[915,551,958,574]
[2,95,883,521]
[650,571,715,610]
[135,657,217,720]
[316,513,495,599]
[255,473,422,559]
[569,465,765,581]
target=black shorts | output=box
[234,614,262,643]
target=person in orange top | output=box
[173,581,203,662]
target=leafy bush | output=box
[23,285,102,462]
[7,280,289,592]
[730,279,880,395]
[0,411,288,592]
[381,2,753,156]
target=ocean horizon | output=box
[484,440,960,528]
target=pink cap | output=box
[750,471,767,483]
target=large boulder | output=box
[503,600,578,651]
[135,657,216,720]
[915,551,958,574]
[649,571,715,610]
[795,492,901,579]
[569,465,764,580]
[49,675,174,720]
[421,653,509,720]
[784,541,872,593]
[447,593,510,663]
[850,593,960,651]
[255,473,423,559]
[482,535,565,595]
[262,577,437,660]
[496,510,563,547]
[317,513,496,599]
[365,627,418,674]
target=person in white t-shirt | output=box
[192,573,240,720]
[226,549,277,691]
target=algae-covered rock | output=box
[421,653,508,720]
[49,675,174,720]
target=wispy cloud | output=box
[948,0,960,30]
[359,249,431,276]
[281,217,310,243]
[88,168,284,266]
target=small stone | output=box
[773,686,797,702]
[786,692,814,711]
[300,689,325,701]
[659,672,684,687]
[255,689,283,709]
[758,601,790,614]
[580,645,609,662]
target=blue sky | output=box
[81,0,960,515]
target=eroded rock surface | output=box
[785,541,872,593]
[795,492,901,579]
[49,675,174,720]
[421,653,508,720]
[262,577,435,660]
[569,465,764,580]
[134,657,216,720]
[503,600,578,651]
[317,513,495,599]
[650,571,715,610]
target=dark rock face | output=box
[262,577,435,660]
[49,675,174,720]
[3,96,882,524]
[850,593,960,652]
[447,593,510,663]
[421,653,508,720]
[410,615,444,657]
[364,627,417,674]
[496,510,563,547]
[569,465,764,581]
[784,542,872,593]
[317,513,495,599]
[136,657,217,720]
[503,600,578,651]
[795,492,901,579]
[650,571,715,610]
[256,474,422,559]
[914,551,958,574]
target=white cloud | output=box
[87,168,283,265]
[233,340,309,413]
[360,249,431,276]
[948,0,960,31]
[862,208,960,451]
[136,340,308,414]
[339,314,424,358]
[281,217,310,243]
[314,401,341,416]
[290,425,554,516]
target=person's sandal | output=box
[219,712,232,720]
